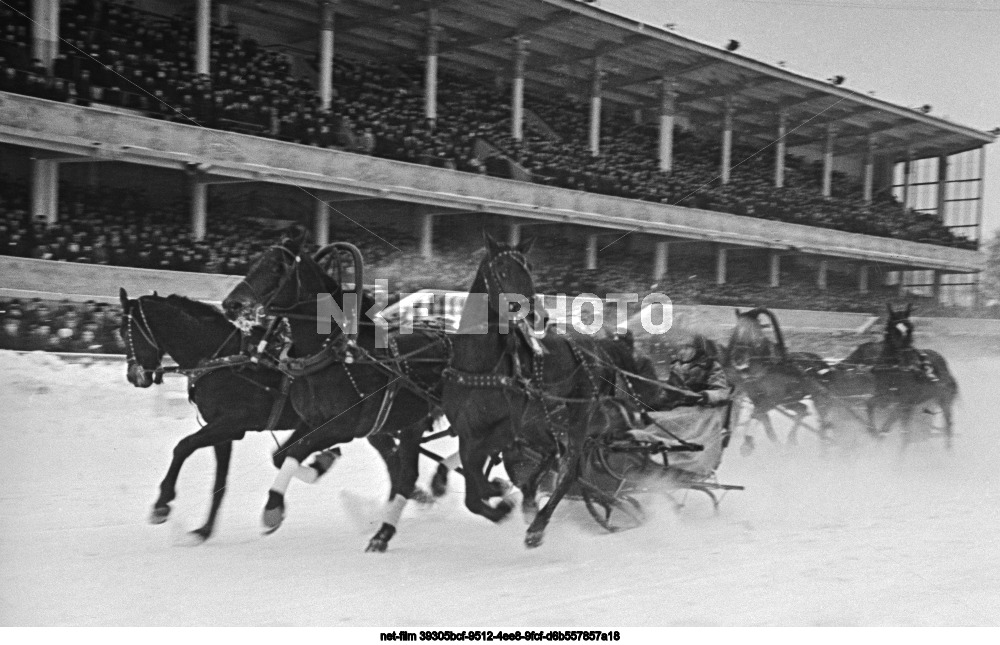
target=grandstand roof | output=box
[227,0,995,159]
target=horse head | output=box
[460,231,545,337]
[222,226,325,329]
[884,303,914,352]
[119,287,166,388]
[726,307,775,373]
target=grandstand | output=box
[0,0,996,352]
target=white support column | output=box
[318,1,337,111]
[901,149,913,208]
[658,77,676,173]
[30,157,59,225]
[822,123,836,198]
[420,212,434,260]
[858,264,869,294]
[586,234,598,271]
[314,199,330,247]
[817,259,828,290]
[652,241,669,282]
[190,180,208,242]
[936,154,948,218]
[424,6,439,123]
[897,272,908,297]
[716,246,727,285]
[775,110,787,188]
[195,0,212,76]
[863,138,875,203]
[507,222,521,247]
[511,38,528,141]
[720,101,734,185]
[931,271,942,303]
[589,59,602,156]
[769,251,780,288]
[31,0,60,71]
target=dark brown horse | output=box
[119,289,320,543]
[843,304,958,448]
[441,233,619,548]
[222,230,449,552]
[723,307,833,450]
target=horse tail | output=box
[756,307,788,359]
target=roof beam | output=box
[436,9,579,55]
[527,34,648,72]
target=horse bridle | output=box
[483,249,546,331]
[123,297,166,384]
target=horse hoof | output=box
[431,466,449,498]
[150,505,171,524]
[525,531,544,549]
[262,491,285,533]
[493,499,514,523]
[189,527,211,543]
[410,487,435,506]
[366,522,396,552]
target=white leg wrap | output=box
[381,495,408,527]
[293,465,319,484]
[442,451,462,471]
[271,457,300,494]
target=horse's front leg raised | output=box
[458,427,514,523]
[152,422,229,525]
[264,422,341,533]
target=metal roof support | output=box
[314,197,330,247]
[196,0,211,76]
[775,110,787,188]
[512,37,529,141]
[902,147,913,208]
[976,145,987,240]
[508,221,522,247]
[425,5,440,123]
[720,99,734,185]
[817,258,829,290]
[716,245,728,285]
[318,1,338,111]
[589,58,603,156]
[659,77,676,173]
[586,233,598,270]
[822,123,837,198]
[863,137,875,203]
[769,251,781,288]
[936,153,948,220]
[31,0,59,71]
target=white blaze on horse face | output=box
[896,322,909,336]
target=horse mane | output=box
[160,294,227,323]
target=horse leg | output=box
[524,451,580,549]
[366,428,425,553]
[941,398,955,450]
[459,431,513,523]
[152,422,229,524]
[262,425,325,533]
[431,453,460,498]
[757,412,779,444]
[189,441,232,543]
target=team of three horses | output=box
[122,230,644,551]
[120,229,957,551]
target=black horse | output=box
[119,289,328,543]
[442,233,619,548]
[222,230,449,552]
[723,307,833,451]
[843,304,958,447]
